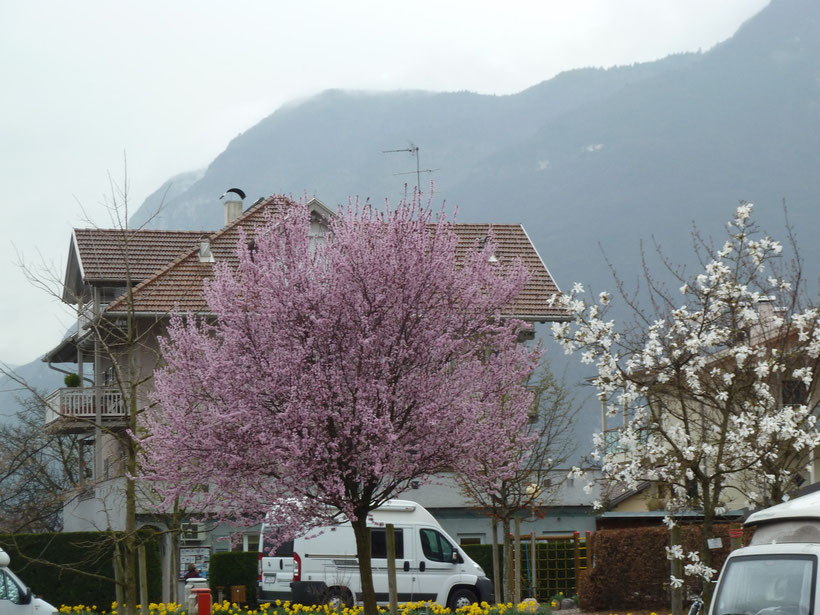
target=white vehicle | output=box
[0,548,58,615]
[709,490,820,615]
[258,531,294,602]
[290,500,493,609]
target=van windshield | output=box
[0,567,26,603]
[713,555,815,615]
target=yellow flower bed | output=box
[60,599,550,615]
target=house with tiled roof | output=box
[42,192,574,600]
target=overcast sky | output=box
[0,0,769,367]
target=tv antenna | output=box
[382,143,436,193]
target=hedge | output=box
[462,544,497,581]
[578,523,749,611]
[209,551,258,606]
[0,531,162,607]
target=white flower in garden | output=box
[670,576,684,589]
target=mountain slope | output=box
[26,0,820,450]
[130,52,701,231]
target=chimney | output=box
[757,295,776,325]
[751,295,777,343]
[220,188,246,226]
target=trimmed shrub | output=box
[209,551,258,606]
[462,544,497,580]
[0,530,162,607]
[64,373,82,387]
[578,523,749,611]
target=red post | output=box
[193,587,211,615]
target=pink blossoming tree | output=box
[140,196,539,614]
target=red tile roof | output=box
[74,228,208,282]
[447,223,566,320]
[101,196,567,321]
[105,196,293,313]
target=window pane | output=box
[420,529,454,562]
[371,528,404,559]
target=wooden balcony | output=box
[44,387,125,433]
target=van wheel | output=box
[448,588,478,610]
[323,587,352,610]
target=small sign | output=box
[180,546,211,579]
[707,537,723,550]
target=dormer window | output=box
[199,239,215,263]
[478,235,498,263]
[782,379,807,406]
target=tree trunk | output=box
[670,524,683,615]
[386,524,398,615]
[502,517,512,603]
[701,505,716,608]
[124,445,138,615]
[123,374,140,615]
[491,519,500,604]
[352,516,377,615]
[513,516,521,604]
[700,479,720,609]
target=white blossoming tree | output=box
[552,204,820,608]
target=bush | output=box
[462,544,497,580]
[0,530,162,606]
[209,551,258,606]
[64,373,82,387]
[578,523,748,611]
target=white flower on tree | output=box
[554,204,820,602]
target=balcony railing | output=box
[78,300,95,330]
[44,387,125,429]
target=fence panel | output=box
[511,532,590,601]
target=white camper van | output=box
[0,548,58,615]
[709,490,820,615]
[289,500,493,610]
[258,531,294,602]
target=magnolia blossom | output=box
[554,204,820,586]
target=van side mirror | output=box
[20,588,32,605]
[451,551,462,564]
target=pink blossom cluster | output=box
[139,196,539,537]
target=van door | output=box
[0,567,32,615]
[414,528,462,604]
[367,527,417,603]
[259,539,294,601]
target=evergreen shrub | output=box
[209,551,258,606]
[0,530,161,606]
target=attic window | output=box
[478,235,499,263]
[199,239,215,263]
[247,239,258,261]
[782,379,807,406]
